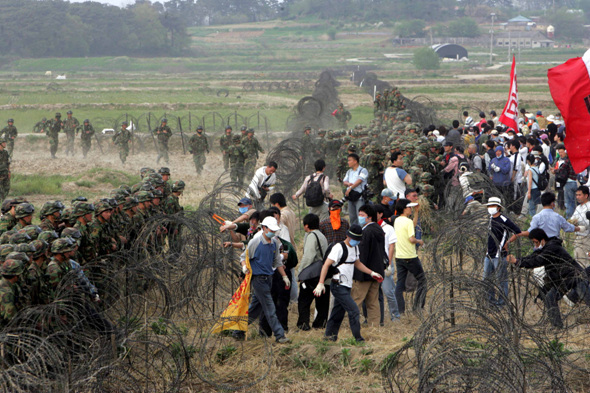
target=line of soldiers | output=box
[0,167,186,327]
[297,108,445,205]
[374,88,406,115]
[42,111,102,159]
[219,125,264,184]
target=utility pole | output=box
[489,13,496,65]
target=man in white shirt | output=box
[246,162,278,208]
[374,204,400,321]
[507,140,525,215]
[384,151,412,199]
[342,153,369,226]
[293,159,333,221]
[572,186,590,267]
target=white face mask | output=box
[488,207,498,215]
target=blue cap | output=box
[464,196,474,204]
[495,146,504,152]
[238,198,252,206]
[536,110,542,115]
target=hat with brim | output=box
[407,202,418,207]
[328,199,343,209]
[238,197,252,206]
[485,196,503,208]
[347,224,363,241]
[547,115,556,123]
[464,196,474,204]
[261,217,280,232]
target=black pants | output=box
[260,269,292,336]
[395,257,427,314]
[297,276,331,330]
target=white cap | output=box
[485,196,503,208]
[261,217,280,232]
[407,202,419,207]
[433,130,440,136]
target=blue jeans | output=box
[564,181,577,219]
[528,188,541,216]
[483,256,509,305]
[382,268,401,320]
[347,197,363,226]
[325,282,363,341]
[395,257,427,314]
[248,275,285,340]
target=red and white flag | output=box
[548,48,590,173]
[499,56,518,131]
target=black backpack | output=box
[324,241,357,280]
[532,167,549,191]
[304,174,325,207]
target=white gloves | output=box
[313,282,325,297]
[282,275,290,289]
[242,265,249,275]
[371,271,383,282]
[491,164,500,172]
[384,266,393,277]
[579,226,587,232]
[224,220,232,226]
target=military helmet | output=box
[72,202,95,218]
[399,142,410,152]
[422,184,435,196]
[348,144,357,153]
[51,237,77,254]
[417,144,430,154]
[103,197,118,209]
[304,126,311,131]
[20,225,42,240]
[38,230,59,244]
[432,141,442,149]
[197,126,203,131]
[10,232,31,245]
[84,119,89,123]
[119,184,132,194]
[240,125,247,131]
[343,136,351,144]
[172,180,185,193]
[94,200,113,215]
[161,118,167,123]
[123,196,139,210]
[420,172,433,183]
[55,112,61,118]
[42,117,46,122]
[14,203,35,219]
[31,239,49,259]
[121,121,128,126]
[61,227,82,241]
[0,244,15,261]
[158,167,170,176]
[7,118,13,123]
[318,129,326,135]
[60,208,73,225]
[72,196,87,204]
[40,200,65,218]
[147,173,164,186]
[247,128,255,134]
[225,125,232,131]
[67,110,72,115]
[152,189,163,199]
[1,259,24,276]
[9,249,32,261]
[135,191,153,203]
[233,135,241,142]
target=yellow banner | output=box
[210,250,252,334]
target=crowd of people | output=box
[0,167,185,327]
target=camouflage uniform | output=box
[33,118,48,134]
[228,136,246,184]
[0,121,17,157]
[0,144,10,203]
[0,277,22,326]
[63,113,80,156]
[188,129,209,174]
[78,121,95,158]
[154,121,172,164]
[301,129,314,172]
[113,124,132,164]
[0,213,16,235]
[220,128,233,170]
[47,114,63,159]
[333,105,352,129]
[242,131,264,180]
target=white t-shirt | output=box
[384,166,408,199]
[380,221,397,259]
[326,242,359,288]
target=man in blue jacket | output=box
[489,145,512,202]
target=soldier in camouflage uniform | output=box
[78,119,95,158]
[113,121,132,164]
[373,92,381,115]
[228,135,245,184]
[0,119,17,157]
[63,110,80,156]
[188,126,209,174]
[0,139,10,203]
[73,202,96,265]
[39,201,64,232]
[33,118,48,134]
[89,201,117,256]
[122,196,140,245]
[0,259,24,326]
[47,113,63,159]
[158,167,172,199]
[26,239,49,305]
[45,238,76,301]
[13,203,34,231]
[220,126,233,171]
[333,103,352,129]
[164,180,185,255]
[336,136,352,182]
[242,128,264,180]
[0,199,25,235]
[315,129,327,160]
[154,118,172,164]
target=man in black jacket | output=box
[507,228,590,328]
[351,204,385,326]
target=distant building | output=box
[501,15,536,31]
[495,31,553,49]
[431,44,468,59]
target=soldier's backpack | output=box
[304,174,325,207]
